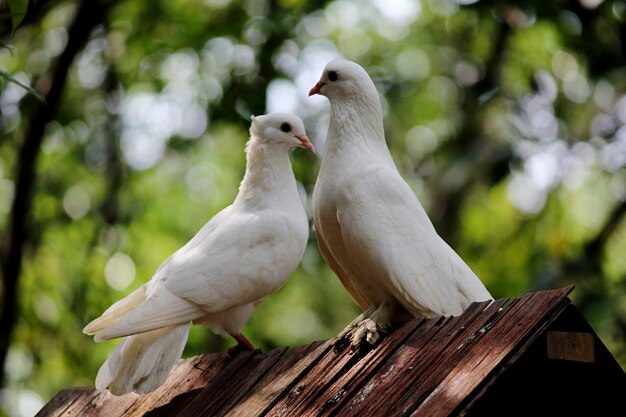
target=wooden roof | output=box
[36,286,625,417]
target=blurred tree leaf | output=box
[1,0,45,102]
[0,69,45,102]
[5,0,28,34]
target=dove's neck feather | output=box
[236,141,299,208]
[324,90,393,164]
[322,92,395,173]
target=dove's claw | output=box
[228,332,261,357]
[349,318,382,348]
[334,317,388,354]
[333,305,394,353]
[227,343,262,357]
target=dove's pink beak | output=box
[296,134,315,153]
[308,81,325,96]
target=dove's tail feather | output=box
[90,290,203,342]
[83,286,147,335]
[95,323,190,395]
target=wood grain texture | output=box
[37,287,625,417]
[176,348,288,417]
[34,388,91,417]
[224,341,330,417]
[547,331,595,363]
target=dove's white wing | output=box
[92,207,302,340]
[84,205,236,339]
[163,208,302,309]
[334,164,491,317]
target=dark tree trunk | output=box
[0,0,110,389]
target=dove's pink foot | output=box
[228,333,261,356]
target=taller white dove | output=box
[309,59,492,351]
[83,113,314,395]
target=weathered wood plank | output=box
[224,340,330,417]
[48,352,233,417]
[332,299,499,416]
[50,360,216,417]
[293,317,420,417]
[263,314,420,417]
[121,352,230,416]
[175,348,288,417]
[55,389,102,417]
[35,388,92,417]
[37,287,588,417]
[69,390,138,417]
[263,340,362,416]
[547,331,595,363]
[341,298,507,417]
[298,317,427,417]
[412,287,572,417]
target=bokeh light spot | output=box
[105,253,136,291]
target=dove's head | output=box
[249,113,315,153]
[308,59,378,101]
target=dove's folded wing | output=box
[83,286,148,335]
[336,165,491,317]
[82,207,237,340]
[164,209,300,310]
[89,288,203,341]
[90,209,300,341]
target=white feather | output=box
[84,113,312,394]
[95,324,190,395]
[83,285,147,335]
[310,60,492,346]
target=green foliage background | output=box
[1,0,625,415]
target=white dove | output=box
[83,113,315,395]
[308,60,492,351]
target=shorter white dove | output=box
[83,113,314,395]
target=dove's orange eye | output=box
[280,122,291,132]
[328,71,338,81]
